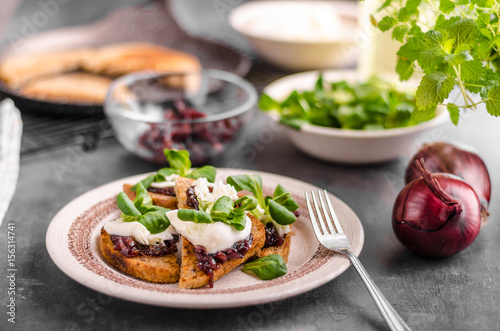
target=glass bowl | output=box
[104,69,257,165]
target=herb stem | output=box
[442,99,487,109]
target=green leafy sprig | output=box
[242,254,288,280]
[132,148,216,191]
[177,195,258,231]
[226,175,299,226]
[374,0,500,124]
[116,183,171,234]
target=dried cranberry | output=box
[186,186,199,210]
[147,187,175,196]
[264,223,285,248]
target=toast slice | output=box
[179,213,265,289]
[100,229,179,283]
[20,73,111,103]
[123,183,178,209]
[174,177,196,210]
[82,43,201,77]
[256,231,292,264]
[0,48,93,88]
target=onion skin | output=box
[405,142,491,225]
[393,161,481,258]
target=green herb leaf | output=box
[378,16,398,32]
[157,167,180,178]
[392,26,408,43]
[486,85,500,116]
[448,18,478,48]
[227,175,265,208]
[211,196,234,221]
[234,195,258,211]
[273,184,299,212]
[186,165,216,183]
[259,93,281,111]
[131,174,156,191]
[396,57,414,81]
[405,0,421,14]
[177,209,213,224]
[116,192,142,217]
[134,183,153,210]
[242,254,287,280]
[164,149,191,177]
[231,211,247,231]
[137,212,170,234]
[416,72,455,110]
[397,35,425,62]
[397,8,411,23]
[447,104,460,125]
[268,199,297,225]
[439,0,455,14]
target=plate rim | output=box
[46,168,364,308]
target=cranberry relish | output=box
[111,234,179,258]
[264,223,285,248]
[147,187,175,196]
[193,234,253,288]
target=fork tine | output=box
[318,190,337,234]
[322,190,345,234]
[305,191,325,236]
[310,191,330,235]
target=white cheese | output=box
[150,173,180,188]
[103,218,177,245]
[192,178,239,203]
[166,210,251,254]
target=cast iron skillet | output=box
[0,0,251,117]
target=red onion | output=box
[393,159,481,258]
[405,142,491,225]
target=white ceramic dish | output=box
[229,1,359,70]
[263,70,449,164]
[46,169,364,308]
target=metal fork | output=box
[305,190,412,331]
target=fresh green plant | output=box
[116,183,171,234]
[374,0,500,124]
[242,254,288,280]
[177,195,258,231]
[132,148,216,191]
[226,175,299,226]
[259,75,425,130]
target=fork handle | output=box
[341,249,412,331]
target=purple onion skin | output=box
[405,142,491,224]
[393,173,481,258]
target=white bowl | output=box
[263,70,449,164]
[229,1,359,71]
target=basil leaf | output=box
[242,254,287,280]
[134,183,152,208]
[211,196,234,221]
[227,175,265,207]
[186,165,216,183]
[231,211,247,231]
[178,209,212,224]
[268,199,297,225]
[131,174,156,191]
[234,195,258,211]
[157,167,180,178]
[164,149,191,176]
[116,192,141,217]
[137,212,170,234]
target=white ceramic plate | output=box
[46,169,364,308]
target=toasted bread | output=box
[100,229,180,283]
[174,177,196,210]
[256,231,292,264]
[0,48,93,88]
[20,73,111,103]
[123,183,178,209]
[82,43,201,77]
[179,213,265,289]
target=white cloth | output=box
[0,99,22,226]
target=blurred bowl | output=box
[229,1,359,71]
[263,70,449,164]
[105,69,257,165]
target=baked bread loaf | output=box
[20,73,111,103]
[123,183,178,209]
[0,48,93,88]
[100,229,180,283]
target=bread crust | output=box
[123,183,178,209]
[174,177,196,210]
[179,213,265,289]
[256,231,292,264]
[100,229,180,283]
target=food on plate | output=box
[101,148,299,288]
[392,159,482,258]
[100,183,180,283]
[260,74,434,130]
[0,48,93,88]
[0,42,201,104]
[20,73,111,103]
[405,141,491,225]
[123,149,216,208]
[81,42,201,77]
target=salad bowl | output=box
[262,70,449,164]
